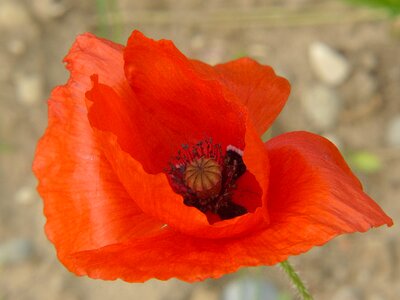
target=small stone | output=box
[386,116,400,147]
[332,287,361,300]
[349,72,378,102]
[0,239,34,266]
[222,277,278,300]
[309,42,351,86]
[7,39,26,55]
[31,0,67,21]
[0,1,39,42]
[0,2,32,29]
[190,286,218,300]
[14,73,43,106]
[190,35,205,50]
[14,185,36,205]
[301,84,342,131]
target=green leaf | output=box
[348,151,382,174]
[344,0,400,15]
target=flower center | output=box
[184,157,222,199]
[166,139,248,221]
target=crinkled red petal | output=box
[265,131,393,233]
[192,58,291,135]
[32,34,165,264]
[87,76,269,238]
[123,31,247,173]
[63,132,391,282]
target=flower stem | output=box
[279,260,313,300]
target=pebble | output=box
[190,35,206,50]
[31,0,67,21]
[14,185,36,205]
[14,73,43,106]
[301,84,342,131]
[7,38,27,56]
[0,2,32,29]
[0,239,34,266]
[222,277,278,300]
[332,287,361,300]
[309,42,351,86]
[348,71,378,102]
[190,286,218,300]
[0,1,39,42]
[386,115,400,147]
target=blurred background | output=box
[0,0,399,299]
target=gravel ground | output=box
[0,0,399,299]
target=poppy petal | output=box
[264,131,393,234]
[60,32,130,98]
[32,34,165,261]
[56,32,169,177]
[86,80,268,239]
[214,58,291,135]
[67,227,266,282]
[242,120,270,221]
[123,31,247,172]
[65,131,392,283]
[33,87,163,259]
[231,171,263,213]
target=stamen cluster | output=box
[167,139,247,220]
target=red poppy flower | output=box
[33,30,392,282]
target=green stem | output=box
[279,260,313,300]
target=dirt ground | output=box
[0,0,399,299]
